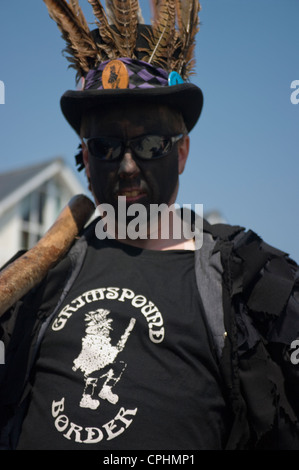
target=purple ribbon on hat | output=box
[84,58,169,90]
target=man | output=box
[0,0,299,450]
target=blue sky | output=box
[0,0,298,261]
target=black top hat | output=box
[44,1,203,150]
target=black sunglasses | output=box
[82,134,184,161]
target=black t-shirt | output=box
[17,238,231,450]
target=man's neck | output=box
[112,211,195,251]
[113,235,195,251]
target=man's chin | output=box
[96,196,181,241]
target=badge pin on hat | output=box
[43,0,204,171]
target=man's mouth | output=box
[115,187,148,202]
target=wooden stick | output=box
[0,194,95,317]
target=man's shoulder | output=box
[203,218,297,266]
[202,218,298,319]
[202,218,245,242]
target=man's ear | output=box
[178,135,190,175]
[82,140,90,178]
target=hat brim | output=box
[60,83,203,135]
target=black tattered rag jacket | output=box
[0,217,299,449]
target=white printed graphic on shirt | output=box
[52,287,165,343]
[50,287,165,444]
[72,309,135,410]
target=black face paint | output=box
[88,144,179,220]
[83,103,183,231]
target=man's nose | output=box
[118,148,140,178]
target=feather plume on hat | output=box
[43,0,201,81]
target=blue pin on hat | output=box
[168,71,184,86]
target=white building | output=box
[204,210,226,225]
[0,157,87,267]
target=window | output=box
[19,181,65,251]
